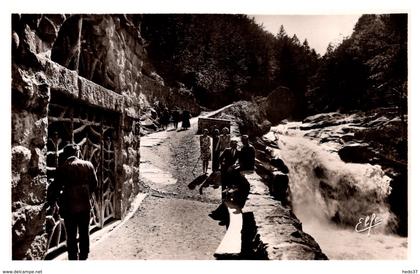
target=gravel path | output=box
[89,195,224,259]
[88,112,227,260]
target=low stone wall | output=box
[197,117,231,135]
[242,172,328,260]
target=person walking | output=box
[200,129,212,174]
[160,108,170,130]
[47,143,98,260]
[172,109,180,130]
[181,110,191,130]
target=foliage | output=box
[142,14,407,117]
[308,14,407,114]
[142,15,316,111]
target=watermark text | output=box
[355,213,383,236]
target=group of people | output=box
[199,128,256,223]
[159,108,191,131]
[199,127,255,175]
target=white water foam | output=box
[266,121,407,259]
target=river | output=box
[264,114,408,260]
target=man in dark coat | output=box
[48,144,98,260]
[219,140,239,172]
[219,140,239,198]
[238,135,255,171]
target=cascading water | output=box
[264,116,407,259]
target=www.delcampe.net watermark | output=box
[354,213,383,236]
[2,271,42,274]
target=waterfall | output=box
[264,118,407,259]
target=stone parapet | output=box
[243,172,328,260]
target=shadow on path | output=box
[199,171,221,194]
[188,174,208,190]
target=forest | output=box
[141,14,407,118]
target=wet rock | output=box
[338,142,375,163]
[255,148,270,163]
[255,161,274,182]
[313,166,327,179]
[270,157,289,174]
[271,171,290,205]
[253,137,267,151]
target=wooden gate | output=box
[44,92,119,258]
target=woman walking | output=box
[200,129,211,174]
[181,110,191,130]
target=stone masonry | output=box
[11,14,198,260]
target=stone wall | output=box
[197,117,231,135]
[12,65,50,260]
[11,14,196,260]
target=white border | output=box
[2,1,419,274]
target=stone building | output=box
[11,14,199,260]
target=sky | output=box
[252,15,361,55]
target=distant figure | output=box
[47,144,98,260]
[218,127,230,153]
[238,135,255,171]
[200,129,212,174]
[172,110,180,129]
[160,108,170,130]
[212,129,221,171]
[181,110,191,130]
[219,140,239,195]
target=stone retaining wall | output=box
[11,14,166,260]
[197,117,231,135]
[243,172,328,260]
